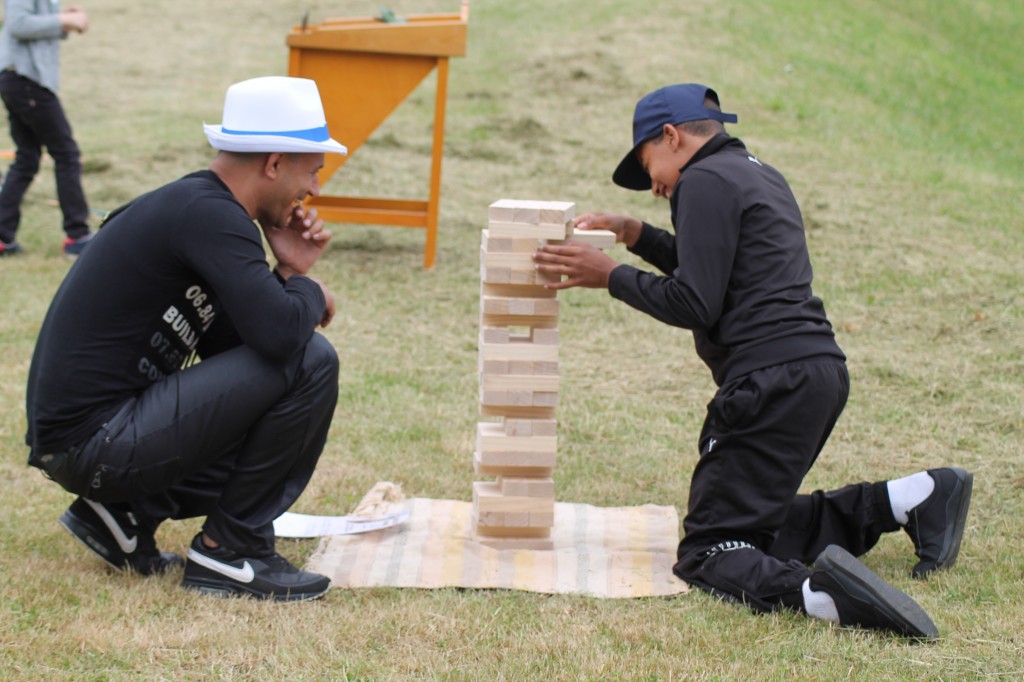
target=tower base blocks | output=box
[472,199,614,548]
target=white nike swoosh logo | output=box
[86,499,138,553]
[187,548,256,583]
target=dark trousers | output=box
[0,71,89,243]
[41,334,339,556]
[673,358,900,612]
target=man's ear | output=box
[262,152,286,179]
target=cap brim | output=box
[204,125,348,154]
[612,145,652,191]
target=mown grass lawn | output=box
[1,1,1021,679]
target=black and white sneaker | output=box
[181,533,330,601]
[810,545,938,639]
[904,467,973,579]
[59,498,183,575]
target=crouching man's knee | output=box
[295,333,339,398]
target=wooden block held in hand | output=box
[569,228,616,250]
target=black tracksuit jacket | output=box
[607,134,844,385]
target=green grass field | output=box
[1,0,1022,679]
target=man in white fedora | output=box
[25,76,347,601]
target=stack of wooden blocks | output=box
[472,199,616,548]
[472,199,569,548]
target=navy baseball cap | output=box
[612,84,738,190]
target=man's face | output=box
[269,152,324,227]
[637,135,682,199]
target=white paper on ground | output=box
[273,510,411,538]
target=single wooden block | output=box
[480,260,511,284]
[482,359,548,376]
[479,404,556,420]
[537,200,575,225]
[528,511,555,526]
[481,388,559,410]
[479,358,509,375]
[488,221,569,240]
[479,387,532,403]
[478,422,557,457]
[477,511,532,527]
[481,229,538,254]
[499,476,555,498]
[532,392,559,407]
[508,267,537,286]
[488,199,521,222]
[502,419,532,437]
[476,445,557,469]
[489,199,574,224]
[481,373,559,392]
[512,206,541,224]
[488,199,542,225]
[482,282,556,299]
[481,313,558,329]
[473,481,555,514]
[531,328,560,345]
[479,389,510,406]
[477,511,553,528]
[506,360,558,376]
[569,228,617,250]
[481,296,558,317]
[480,337,559,362]
[475,527,553,543]
[473,451,553,478]
[482,249,535,270]
[481,327,511,344]
[502,419,557,437]
[536,361,560,376]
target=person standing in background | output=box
[0,1,92,257]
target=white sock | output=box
[802,578,839,622]
[887,471,935,525]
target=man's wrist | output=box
[274,264,303,281]
[623,219,643,248]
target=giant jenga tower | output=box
[472,199,572,547]
[472,199,616,547]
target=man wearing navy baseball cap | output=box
[534,84,972,638]
[25,77,349,601]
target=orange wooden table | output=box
[286,3,469,269]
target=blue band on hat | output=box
[221,124,331,142]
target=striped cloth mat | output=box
[305,497,689,598]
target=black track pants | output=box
[673,358,899,612]
[44,334,339,555]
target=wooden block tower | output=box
[472,199,573,547]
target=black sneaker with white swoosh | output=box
[59,498,183,575]
[182,533,331,601]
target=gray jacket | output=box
[0,0,66,93]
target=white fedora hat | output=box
[204,76,347,154]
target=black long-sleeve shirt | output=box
[607,135,844,386]
[25,170,325,454]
